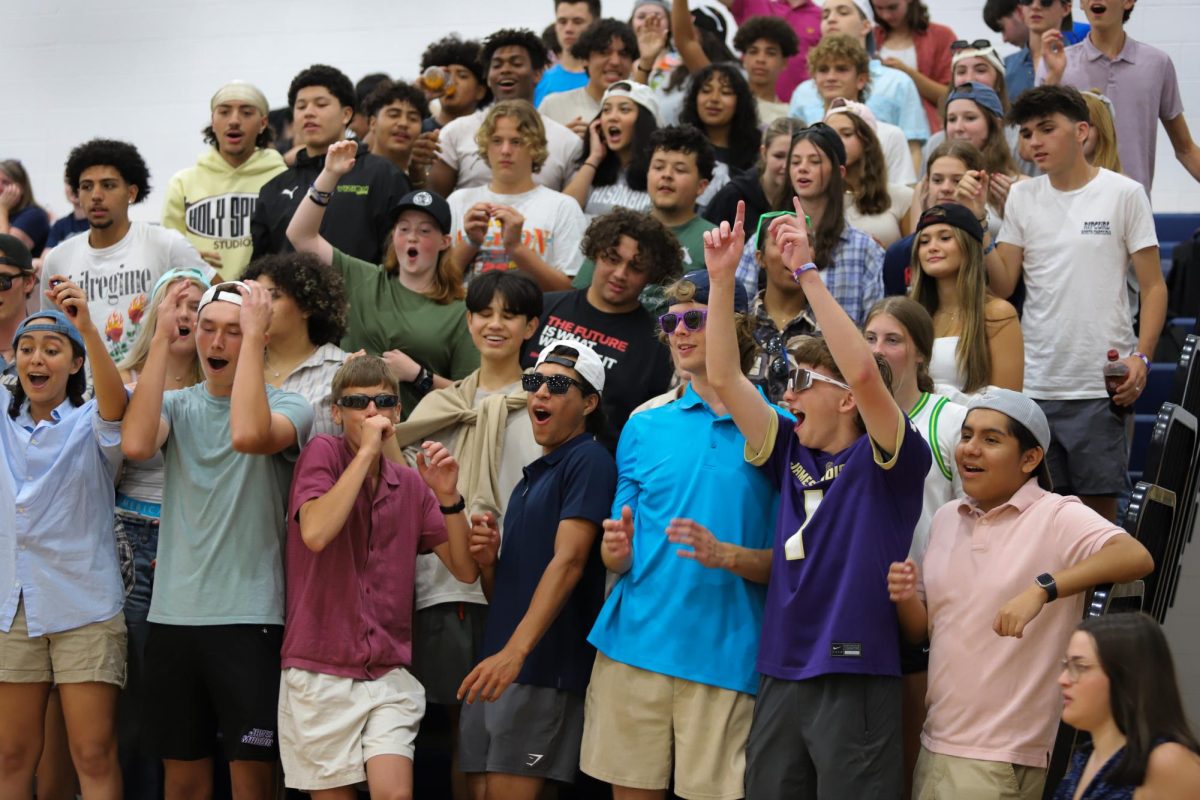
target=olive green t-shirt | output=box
[333,248,479,417]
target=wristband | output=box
[439,495,466,515]
[983,238,996,255]
[636,62,652,73]
[1133,351,1150,369]
[581,162,599,171]
[307,184,333,206]
[790,262,818,283]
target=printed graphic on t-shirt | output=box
[533,314,626,369]
[65,266,155,362]
[1081,220,1112,236]
[460,220,555,275]
[185,193,258,244]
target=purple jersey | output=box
[751,410,929,680]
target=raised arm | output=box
[458,516,599,703]
[563,122,605,208]
[122,283,189,458]
[704,201,776,452]
[672,0,713,74]
[774,198,903,447]
[285,139,360,264]
[45,277,127,423]
[229,281,299,454]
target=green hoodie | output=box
[162,147,287,279]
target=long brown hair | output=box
[865,296,935,393]
[944,98,1017,177]
[830,111,891,216]
[781,130,847,270]
[909,224,993,394]
[757,118,807,207]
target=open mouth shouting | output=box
[531,403,553,425]
[26,372,50,390]
[206,357,230,373]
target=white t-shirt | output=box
[538,87,601,128]
[447,184,588,278]
[438,107,584,192]
[998,168,1157,399]
[41,223,212,362]
[878,121,917,185]
[584,174,651,219]
[845,183,914,247]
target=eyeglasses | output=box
[787,367,851,393]
[522,372,587,395]
[337,393,401,410]
[951,39,992,51]
[1017,0,1060,7]
[658,309,708,334]
[1060,658,1097,683]
[0,273,25,291]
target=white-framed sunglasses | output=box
[787,367,851,393]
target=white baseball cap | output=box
[534,342,606,393]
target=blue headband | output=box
[13,310,85,352]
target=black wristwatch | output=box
[439,495,466,515]
[1035,573,1058,602]
[410,366,434,397]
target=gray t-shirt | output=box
[149,383,314,625]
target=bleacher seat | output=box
[1139,404,1199,619]
[1174,333,1200,417]
[1121,481,1178,622]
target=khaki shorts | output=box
[279,667,426,791]
[913,746,1047,800]
[0,600,126,686]
[580,652,754,800]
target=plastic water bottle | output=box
[1103,349,1130,415]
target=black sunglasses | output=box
[756,331,792,379]
[0,273,26,291]
[950,39,992,51]
[658,309,708,334]
[522,372,587,395]
[337,393,401,410]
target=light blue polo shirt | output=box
[588,384,782,695]
[788,59,931,142]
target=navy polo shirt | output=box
[479,432,616,696]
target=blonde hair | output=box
[475,100,549,173]
[117,275,208,385]
[1083,91,1123,174]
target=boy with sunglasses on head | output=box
[458,341,615,800]
[581,269,778,800]
[278,355,478,797]
[706,200,930,799]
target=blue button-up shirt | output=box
[0,390,124,636]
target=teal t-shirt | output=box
[149,383,314,626]
[588,384,780,695]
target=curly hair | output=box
[242,252,348,346]
[569,18,639,62]
[287,64,356,110]
[583,208,684,287]
[647,124,717,181]
[872,0,931,34]
[806,35,872,100]
[421,34,487,87]
[680,64,760,171]
[578,92,659,191]
[482,29,550,73]
[65,139,151,202]
[362,80,430,121]
[732,15,800,58]
[826,110,891,215]
[476,100,549,174]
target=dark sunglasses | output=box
[0,273,26,291]
[522,372,587,395]
[787,367,851,393]
[756,332,792,379]
[658,309,708,334]
[950,39,992,51]
[337,393,400,410]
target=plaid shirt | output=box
[748,290,819,404]
[734,226,885,326]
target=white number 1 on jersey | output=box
[784,489,824,560]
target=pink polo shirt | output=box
[282,434,448,680]
[731,0,823,101]
[918,479,1121,767]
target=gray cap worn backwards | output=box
[967,388,1051,451]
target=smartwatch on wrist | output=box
[410,366,435,397]
[1035,573,1058,602]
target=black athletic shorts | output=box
[143,623,283,762]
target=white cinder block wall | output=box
[3,0,1197,219]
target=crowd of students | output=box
[4,0,1200,799]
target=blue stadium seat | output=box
[1128,413,1157,476]
[1136,363,1175,414]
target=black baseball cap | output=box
[916,203,984,243]
[389,189,452,234]
[0,234,34,273]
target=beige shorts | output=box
[0,600,126,686]
[278,666,426,791]
[580,652,754,800]
[914,746,1047,800]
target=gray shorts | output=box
[410,602,487,705]
[1036,398,1129,496]
[744,673,902,800]
[458,683,583,784]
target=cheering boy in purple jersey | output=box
[705,199,930,799]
